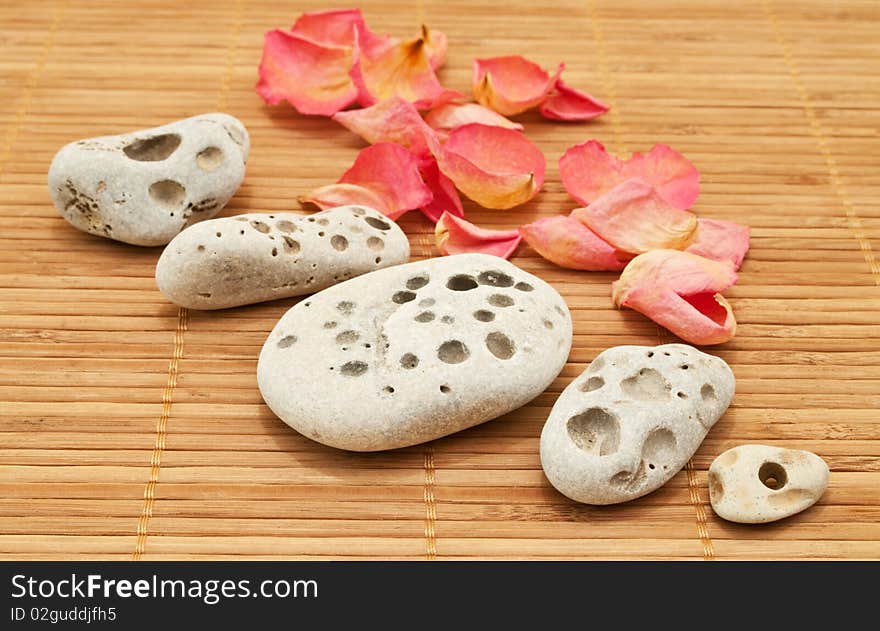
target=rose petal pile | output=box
[257,9,749,346]
[520,141,750,345]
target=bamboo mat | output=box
[0,0,878,561]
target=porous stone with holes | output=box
[540,343,734,505]
[156,205,409,309]
[258,253,573,451]
[48,113,249,246]
[708,444,829,524]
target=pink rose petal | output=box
[560,140,700,209]
[424,103,523,141]
[436,212,522,259]
[686,218,751,270]
[539,80,609,121]
[519,215,628,271]
[291,8,386,48]
[571,178,698,255]
[418,158,464,223]
[298,183,391,215]
[429,123,546,209]
[332,96,436,155]
[472,56,562,116]
[612,249,738,346]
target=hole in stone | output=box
[282,236,300,254]
[441,315,455,324]
[224,124,244,146]
[447,274,478,291]
[473,310,495,322]
[351,207,367,216]
[317,218,329,226]
[366,236,384,251]
[277,335,297,349]
[250,220,270,234]
[331,235,348,251]
[406,275,429,290]
[642,428,678,471]
[196,146,224,171]
[383,386,395,394]
[554,305,566,317]
[419,298,435,308]
[215,232,222,238]
[318,231,325,237]
[647,351,654,358]
[567,408,620,456]
[336,330,359,344]
[649,463,656,470]
[681,364,690,370]
[276,220,297,233]
[621,367,671,401]
[485,332,515,360]
[240,230,245,235]
[307,217,316,223]
[197,292,211,298]
[123,133,181,161]
[324,321,337,329]
[337,301,355,315]
[365,216,391,230]
[580,376,605,392]
[708,471,724,503]
[197,245,205,252]
[393,291,417,304]
[415,311,435,323]
[664,351,671,356]
[488,294,514,308]
[375,257,382,264]
[340,361,368,377]
[701,384,717,401]
[437,340,469,364]
[364,343,372,349]
[514,282,534,292]
[271,247,278,256]
[543,319,554,329]
[478,270,514,287]
[148,180,186,209]
[759,462,788,490]
[400,353,419,369]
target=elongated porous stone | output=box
[48,113,249,246]
[708,444,829,524]
[540,343,734,505]
[156,205,409,309]
[258,253,573,451]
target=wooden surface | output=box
[1,0,878,560]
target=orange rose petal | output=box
[418,158,464,223]
[559,140,700,209]
[571,178,698,255]
[539,80,609,121]
[612,249,738,346]
[299,143,433,220]
[256,29,358,115]
[421,24,447,69]
[472,56,562,116]
[298,183,391,215]
[686,218,751,270]
[424,103,523,141]
[332,96,436,155]
[519,215,628,271]
[350,24,463,109]
[436,212,522,259]
[429,123,546,209]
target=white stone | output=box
[540,343,734,505]
[258,253,573,451]
[708,444,829,524]
[156,205,410,309]
[48,113,249,246]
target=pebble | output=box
[155,205,410,309]
[257,253,573,451]
[48,113,249,246]
[708,444,829,523]
[540,343,734,505]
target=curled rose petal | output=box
[332,96,436,155]
[519,215,627,271]
[291,8,384,48]
[424,103,523,140]
[421,25,447,69]
[351,24,463,109]
[686,218,751,270]
[571,178,698,255]
[539,80,609,121]
[429,123,546,210]
[472,56,562,116]
[256,29,357,115]
[418,158,463,223]
[435,212,522,259]
[299,143,432,220]
[612,249,738,345]
[559,140,700,209]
